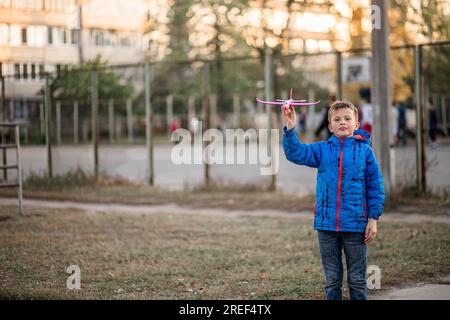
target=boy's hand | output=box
[365,219,378,244]
[282,104,296,130]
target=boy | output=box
[282,100,385,300]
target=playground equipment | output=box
[0,122,24,216]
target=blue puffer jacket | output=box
[283,127,385,233]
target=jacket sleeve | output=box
[365,147,385,220]
[282,126,321,168]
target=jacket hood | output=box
[328,129,371,145]
[353,129,371,145]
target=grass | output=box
[0,205,449,299]
[0,170,316,212]
[2,168,449,215]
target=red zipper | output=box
[336,138,344,232]
[362,203,367,221]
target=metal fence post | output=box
[0,75,4,122]
[126,98,133,143]
[108,99,114,143]
[264,48,276,191]
[15,124,24,216]
[414,44,426,194]
[203,62,210,186]
[56,100,62,144]
[44,74,53,177]
[166,95,173,135]
[73,101,79,144]
[91,70,99,179]
[336,51,343,100]
[441,95,448,136]
[145,62,154,186]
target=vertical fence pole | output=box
[166,95,173,135]
[15,124,24,216]
[188,95,195,130]
[145,62,154,186]
[233,94,240,128]
[0,75,6,180]
[336,51,343,100]
[441,95,448,136]
[108,99,114,144]
[73,101,79,144]
[39,102,45,136]
[210,94,217,129]
[0,75,4,122]
[56,100,61,144]
[414,44,426,194]
[203,62,210,186]
[371,0,392,196]
[91,70,99,179]
[44,74,52,177]
[126,98,133,143]
[264,48,276,191]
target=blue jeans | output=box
[317,230,368,300]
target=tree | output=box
[48,56,133,101]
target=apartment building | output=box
[0,0,148,120]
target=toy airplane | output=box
[256,88,320,111]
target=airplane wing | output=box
[290,101,321,106]
[256,98,285,105]
[291,100,306,102]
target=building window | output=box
[0,24,8,45]
[21,27,27,44]
[71,28,77,45]
[39,64,44,79]
[22,63,28,79]
[48,26,53,44]
[14,63,20,79]
[27,25,46,47]
[45,0,75,11]
[31,64,36,79]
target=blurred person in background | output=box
[427,98,439,149]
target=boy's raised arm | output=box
[282,126,321,168]
[365,148,385,220]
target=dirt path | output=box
[372,275,450,300]
[2,197,449,225]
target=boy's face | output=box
[328,107,360,138]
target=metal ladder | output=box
[0,122,24,216]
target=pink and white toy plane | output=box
[256,88,320,112]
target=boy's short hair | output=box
[328,100,359,123]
